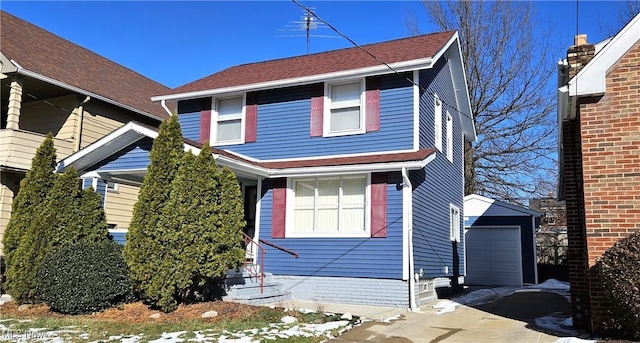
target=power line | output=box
[290,0,474,122]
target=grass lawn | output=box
[0,300,354,342]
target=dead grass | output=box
[0,300,277,324]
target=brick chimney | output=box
[567,34,596,79]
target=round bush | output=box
[598,232,640,338]
[37,240,133,315]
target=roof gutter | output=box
[12,64,164,121]
[151,58,433,102]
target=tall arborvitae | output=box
[8,168,109,303]
[152,143,245,311]
[123,115,184,303]
[214,165,246,276]
[2,134,57,273]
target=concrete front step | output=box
[224,268,290,305]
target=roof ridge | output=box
[231,30,457,69]
[169,30,457,96]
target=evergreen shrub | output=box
[598,231,640,339]
[3,134,57,275]
[37,240,132,315]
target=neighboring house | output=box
[529,195,567,266]
[463,194,540,287]
[0,10,170,252]
[59,31,476,309]
[557,14,640,333]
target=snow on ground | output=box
[552,338,597,343]
[0,316,351,343]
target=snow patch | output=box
[534,313,577,335]
[552,338,597,343]
[433,300,458,315]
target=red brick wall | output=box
[577,40,640,333]
[562,106,591,330]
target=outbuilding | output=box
[464,194,540,287]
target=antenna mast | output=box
[276,7,337,54]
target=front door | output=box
[243,185,258,260]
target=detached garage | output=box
[464,194,541,287]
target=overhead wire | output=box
[290,0,474,122]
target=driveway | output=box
[331,282,589,343]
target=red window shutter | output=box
[199,98,212,143]
[271,178,287,238]
[365,77,380,132]
[310,83,324,137]
[370,172,387,238]
[245,92,258,143]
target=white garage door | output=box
[465,226,522,287]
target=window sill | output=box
[322,129,366,138]
[285,231,370,238]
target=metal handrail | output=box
[259,239,299,258]
[242,233,266,294]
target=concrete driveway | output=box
[331,290,585,343]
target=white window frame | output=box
[212,94,246,145]
[434,95,442,152]
[324,79,366,137]
[286,174,371,238]
[106,180,119,192]
[446,111,453,162]
[450,204,461,242]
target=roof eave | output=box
[151,58,434,102]
[266,152,436,178]
[15,66,164,121]
[441,32,475,142]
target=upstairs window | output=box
[325,81,364,136]
[434,95,442,151]
[446,112,453,162]
[215,96,244,144]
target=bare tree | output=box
[601,0,640,37]
[413,1,557,204]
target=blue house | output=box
[59,31,475,309]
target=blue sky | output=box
[1,1,625,88]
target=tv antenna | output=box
[276,8,338,54]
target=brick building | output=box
[557,14,640,333]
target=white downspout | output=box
[402,167,418,311]
[161,99,173,117]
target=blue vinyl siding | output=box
[81,178,92,189]
[81,178,107,207]
[179,113,201,142]
[177,99,203,142]
[95,178,107,207]
[258,173,404,279]
[87,138,153,172]
[411,58,465,278]
[220,74,414,159]
[465,216,536,284]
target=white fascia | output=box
[57,122,142,171]
[568,13,640,97]
[443,34,475,142]
[151,58,434,103]
[213,154,269,178]
[14,66,164,121]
